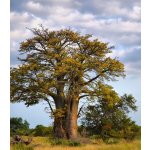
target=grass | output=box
[11,136,141,150]
[50,138,81,146]
[11,143,34,150]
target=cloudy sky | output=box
[10,0,141,128]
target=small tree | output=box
[11,26,125,139]
[81,86,140,140]
[10,117,30,136]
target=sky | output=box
[10,0,141,128]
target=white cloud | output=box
[101,5,140,21]
[11,30,31,41]
[77,0,140,21]
[26,1,43,11]
[45,7,140,34]
[10,8,140,50]
[11,11,30,23]
[129,6,141,21]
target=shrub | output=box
[103,138,120,144]
[67,140,81,146]
[90,135,101,139]
[31,125,53,137]
[50,138,81,147]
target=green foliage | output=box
[50,138,81,147]
[103,138,120,144]
[81,92,140,141]
[12,144,33,150]
[10,117,30,136]
[67,141,81,146]
[30,125,53,137]
[90,135,101,139]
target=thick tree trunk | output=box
[53,96,67,138]
[53,96,79,139]
[53,117,66,138]
[66,98,79,139]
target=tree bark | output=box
[53,98,79,139]
[66,98,79,139]
[53,96,67,138]
[53,117,66,138]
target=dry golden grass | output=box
[34,140,140,150]
[11,136,141,150]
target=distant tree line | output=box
[10,117,53,137]
[10,117,30,136]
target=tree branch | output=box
[78,103,86,118]
[79,94,89,100]
[47,91,57,99]
[45,98,54,114]
[81,74,100,86]
[81,68,110,86]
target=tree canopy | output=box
[11,26,125,105]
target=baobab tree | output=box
[11,26,125,139]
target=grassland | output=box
[11,136,141,150]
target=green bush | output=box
[67,140,81,146]
[90,135,101,139]
[103,138,120,144]
[50,139,66,145]
[31,125,53,137]
[50,138,81,147]
[12,144,33,150]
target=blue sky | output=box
[10,0,141,128]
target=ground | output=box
[10,136,141,150]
